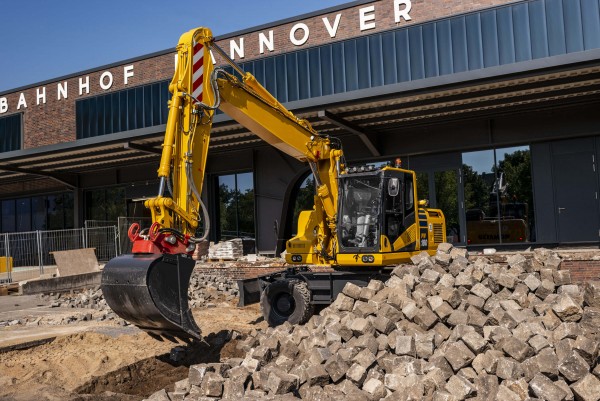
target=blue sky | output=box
[0,0,350,93]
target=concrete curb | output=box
[22,272,101,295]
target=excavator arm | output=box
[101,27,345,341]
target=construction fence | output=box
[0,224,121,283]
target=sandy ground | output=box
[0,301,265,401]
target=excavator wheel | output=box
[101,253,201,342]
[260,279,313,327]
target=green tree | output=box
[462,164,492,215]
[292,177,315,236]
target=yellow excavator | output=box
[101,27,446,342]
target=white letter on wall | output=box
[0,98,7,114]
[360,6,376,31]
[322,14,342,38]
[230,38,245,59]
[57,82,68,100]
[124,65,134,84]
[17,93,27,109]
[99,71,114,90]
[259,31,274,54]
[290,23,309,46]
[79,76,90,95]
[394,0,412,22]
[36,87,46,105]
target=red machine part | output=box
[129,222,191,255]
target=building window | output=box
[0,192,73,233]
[84,187,126,222]
[291,175,315,236]
[75,80,170,139]
[217,172,255,240]
[463,146,534,244]
[0,114,21,153]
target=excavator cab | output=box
[337,167,417,254]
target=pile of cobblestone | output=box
[149,245,600,401]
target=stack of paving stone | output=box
[147,244,600,401]
[208,239,244,260]
[188,273,239,308]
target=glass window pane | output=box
[143,84,152,127]
[218,173,255,240]
[495,146,534,243]
[381,31,397,85]
[105,188,126,222]
[47,195,64,230]
[451,17,468,73]
[292,175,315,236]
[151,83,161,126]
[344,40,358,91]
[422,23,439,78]
[308,48,322,97]
[120,90,129,130]
[462,149,496,244]
[356,37,370,89]
[111,92,120,133]
[416,172,429,202]
[434,171,460,243]
[104,94,113,135]
[32,196,46,230]
[135,87,144,128]
[218,175,236,240]
[275,56,287,102]
[369,35,383,87]
[2,200,15,232]
[408,26,425,80]
[236,173,255,238]
[320,46,334,95]
[97,96,105,136]
[16,198,31,232]
[286,54,299,102]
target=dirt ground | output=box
[0,301,265,401]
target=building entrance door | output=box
[553,151,600,243]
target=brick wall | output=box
[560,260,600,283]
[195,264,336,280]
[0,0,518,151]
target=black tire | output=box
[260,279,314,327]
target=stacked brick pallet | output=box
[150,245,600,401]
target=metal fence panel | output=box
[0,226,119,283]
[86,226,118,262]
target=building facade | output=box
[1,0,599,253]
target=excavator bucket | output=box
[101,253,201,342]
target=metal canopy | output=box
[0,62,598,189]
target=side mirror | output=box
[388,178,400,197]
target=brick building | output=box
[1,0,599,254]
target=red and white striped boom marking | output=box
[192,42,204,102]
